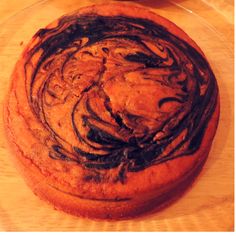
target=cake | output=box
[4,3,220,219]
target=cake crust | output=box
[4,2,219,219]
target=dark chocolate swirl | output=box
[24,14,218,176]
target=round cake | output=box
[4,3,219,219]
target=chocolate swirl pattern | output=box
[24,14,218,180]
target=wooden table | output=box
[0,0,234,231]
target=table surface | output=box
[0,0,234,232]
